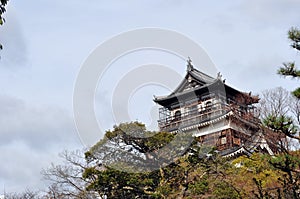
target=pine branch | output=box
[278,62,300,78]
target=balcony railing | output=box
[158,102,259,132]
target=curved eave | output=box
[154,71,259,107]
[153,79,221,107]
[224,84,259,104]
[222,146,252,158]
[189,68,215,84]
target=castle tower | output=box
[153,59,273,157]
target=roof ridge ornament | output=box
[187,57,194,72]
[217,72,222,80]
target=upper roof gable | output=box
[153,58,259,107]
[169,61,215,95]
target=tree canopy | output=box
[37,122,300,199]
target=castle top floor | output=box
[153,59,259,132]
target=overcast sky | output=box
[0,0,300,194]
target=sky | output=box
[0,0,300,194]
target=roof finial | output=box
[187,57,193,71]
[217,72,222,80]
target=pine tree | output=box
[278,27,300,98]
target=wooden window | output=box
[221,137,227,145]
[174,110,181,121]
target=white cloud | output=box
[0,95,81,193]
[236,0,300,29]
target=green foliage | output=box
[84,122,176,173]
[278,62,300,99]
[263,115,298,136]
[230,154,283,198]
[267,153,300,198]
[288,27,300,51]
[89,121,174,155]
[0,0,8,24]
[278,27,300,99]
[105,121,146,140]
[46,122,300,198]
[83,166,161,198]
[278,62,300,78]
[83,124,249,198]
[293,87,300,99]
[188,177,209,195]
[268,28,300,196]
[270,153,300,172]
[212,181,240,199]
[82,122,178,198]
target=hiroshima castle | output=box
[153,59,275,158]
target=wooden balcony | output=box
[158,102,259,132]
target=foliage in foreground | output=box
[39,122,300,199]
[3,121,300,199]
